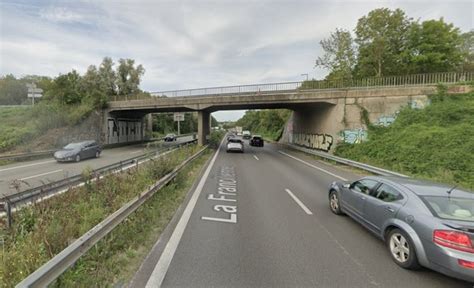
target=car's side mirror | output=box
[343,183,351,189]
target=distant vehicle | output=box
[234,126,243,134]
[237,132,243,136]
[329,176,474,283]
[54,140,101,162]
[249,135,264,147]
[242,130,251,139]
[164,133,177,142]
[227,134,236,141]
[226,138,244,153]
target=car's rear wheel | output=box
[75,154,81,162]
[329,190,343,215]
[387,229,420,270]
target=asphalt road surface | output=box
[0,136,195,197]
[135,138,471,288]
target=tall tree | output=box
[315,28,356,80]
[46,70,82,104]
[116,59,145,96]
[459,30,474,72]
[354,8,412,77]
[98,57,117,96]
[0,74,28,105]
[81,65,108,108]
[405,18,464,73]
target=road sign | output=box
[173,112,185,122]
[27,88,43,98]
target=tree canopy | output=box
[317,8,472,79]
[0,57,146,107]
[315,29,356,80]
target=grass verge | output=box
[335,89,474,190]
[0,145,207,287]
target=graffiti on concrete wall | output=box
[409,99,429,109]
[292,133,333,152]
[341,129,368,144]
[377,115,397,126]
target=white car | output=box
[226,138,244,153]
[242,130,251,139]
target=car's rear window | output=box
[421,196,474,221]
[228,139,242,143]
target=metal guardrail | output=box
[285,144,409,178]
[0,139,198,217]
[110,72,473,100]
[15,145,208,288]
[0,134,196,163]
[0,150,56,162]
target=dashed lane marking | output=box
[278,151,348,181]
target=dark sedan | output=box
[54,141,101,162]
[249,135,264,147]
[329,176,474,283]
[164,134,177,142]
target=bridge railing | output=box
[111,72,473,101]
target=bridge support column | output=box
[198,110,211,146]
[144,114,153,140]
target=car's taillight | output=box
[458,259,474,269]
[433,230,474,253]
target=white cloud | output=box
[39,7,85,23]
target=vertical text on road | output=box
[202,166,238,223]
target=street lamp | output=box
[301,73,309,81]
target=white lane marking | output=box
[285,188,313,215]
[0,160,56,173]
[278,151,348,181]
[145,137,226,288]
[20,169,63,181]
[253,155,259,161]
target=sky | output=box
[0,0,472,121]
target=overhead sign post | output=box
[26,84,43,106]
[173,112,185,135]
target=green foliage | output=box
[208,130,225,149]
[0,101,95,152]
[0,145,205,287]
[459,31,474,72]
[45,71,82,105]
[335,90,474,190]
[116,59,145,96]
[0,75,53,105]
[318,8,470,79]
[0,57,147,152]
[315,28,356,80]
[0,107,35,151]
[404,18,464,73]
[236,109,291,141]
[354,8,412,77]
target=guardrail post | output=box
[5,201,12,228]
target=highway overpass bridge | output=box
[102,72,472,150]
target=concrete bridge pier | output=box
[198,110,211,146]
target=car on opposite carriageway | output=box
[164,133,177,142]
[328,176,474,283]
[54,140,101,162]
